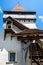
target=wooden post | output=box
[4,29,6,40]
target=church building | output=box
[0,4,43,65]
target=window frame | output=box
[10,52,15,62]
[8,51,17,62]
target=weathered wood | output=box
[13,19,28,30]
[11,33,42,36]
[17,36,43,41]
[4,29,12,40]
[4,29,6,40]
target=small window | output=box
[7,21,11,24]
[10,53,16,62]
[7,19,11,24]
[8,25,11,28]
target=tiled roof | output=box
[12,4,26,12]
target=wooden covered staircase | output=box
[29,41,43,65]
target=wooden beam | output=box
[17,36,43,41]
[4,29,6,40]
[13,19,28,30]
[11,32,43,37]
[33,59,40,65]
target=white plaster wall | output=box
[19,21,37,29]
[0,31,22,65]
[3,14,36,19]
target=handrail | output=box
[37,40,43,49]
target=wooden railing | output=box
[29,43,43,65]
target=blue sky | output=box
[0,0,43,32]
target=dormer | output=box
[3,16,14,29]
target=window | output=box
[10,53,16,62]
[7,21,11,24]
[7,19,12,29]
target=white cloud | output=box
[39,16,43,19]
[0,7,3,13]
[39,16,43,22]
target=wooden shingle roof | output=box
[15,29,43,36]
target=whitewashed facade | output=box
[0,4,43,65]
[0,32,22,65]
[0,4,36,65]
